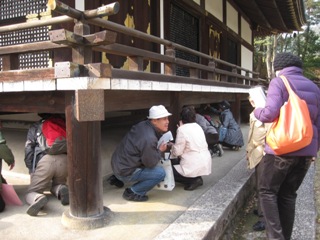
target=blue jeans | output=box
[115,166,165,196]
[259,154,311,240]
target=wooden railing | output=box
[0,0,266,90]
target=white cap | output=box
[147,105,172,119]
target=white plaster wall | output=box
[205,0,223,22]
[241,45,253,77]
[226,2,238,34]
[241,17,252,44]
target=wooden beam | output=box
[0,41,64,56]
[0,68,55,81]
[49,29,84,46]
[0,91,65,113]
[87,63,112,78]
[84,30,117,45]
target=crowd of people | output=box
[0,53,319,240]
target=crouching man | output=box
[111,105,172,202]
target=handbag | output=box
[154,154,175,191]
[266,75,313,155]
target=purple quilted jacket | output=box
[254,66,320,157]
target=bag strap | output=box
[279,75,294,95]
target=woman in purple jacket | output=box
[254,52,320,240]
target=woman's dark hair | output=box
[219,100,231,110]
[180,106,196,124]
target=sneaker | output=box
[217,144,224,156]
[252,220,265,231]
[122,188,148,202]
[107,175,124,188]
[232,146,240,151]
[209,149,214,157]
[184,177,203,191]
[58,185,69,206]
[26,195,48,216]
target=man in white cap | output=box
[111,105,172,201]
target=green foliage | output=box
[254,0,320,82]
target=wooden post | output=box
[207,60,216,80]
[233,94,241,124]
[2,54,19,70]
[61,20,110,230]
[164,46,176,75]
[62,101,109,229]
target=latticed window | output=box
[0,0,50,70]
[169,4,199,77]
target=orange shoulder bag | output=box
[266,75,313,155]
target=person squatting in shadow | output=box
[207,100,244,151]
[24,113,69,216]
[110,105,171,202]
[169,106,212,191]
[194,106,224,157]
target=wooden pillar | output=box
[61,20,109,230]
[62,100,109,229]
[169,92,183,138]
[233,94,241,124]
[164,46,176,75]
[2,54,19,70]
[207,60,216,80]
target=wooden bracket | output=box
[86,63,112,78]
[55,62,88,78]
[49,29,83,46]
[75,89,105,122]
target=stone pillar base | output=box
[61,206,112,230]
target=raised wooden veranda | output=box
[0,1,265,229]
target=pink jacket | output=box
[171,123,212,177]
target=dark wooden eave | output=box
[233,0,307,36]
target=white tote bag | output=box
[154,154,175,191]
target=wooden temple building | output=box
[0,0,306,229]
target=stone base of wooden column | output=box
[61,206,112,230]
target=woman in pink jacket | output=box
[170,106,212,191]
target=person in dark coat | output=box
[111,105,171,202]
[217,100,244,150]
[254,52,320,240]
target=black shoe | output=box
[108,175,124,188]
[252,220,265,231]
[232,146,240,151]
[184,177,203,191]
[58,185,69,206]
[253,209,259,216]
[217,144,224,156]
[122,188,148,202]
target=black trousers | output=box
[171,158,201,185]
[259,154,311,240]
[205,133,219,149]
[0,194,4,212]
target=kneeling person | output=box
[24,114,69,216]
